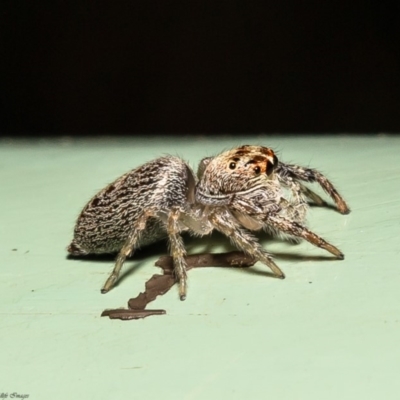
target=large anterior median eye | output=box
[229,162,236,170]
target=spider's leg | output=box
[264,214,344,259]
[209,209,285,279]
[101,211,152,294]
[276,175,308,223]
[167,208,189,300]
[299,183,328,207]
[277,163,350,214]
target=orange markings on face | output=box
[224,146,277,176]
[243,157,268,174]
[260,147,275,158]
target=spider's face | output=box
[197,145,278,197]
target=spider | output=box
[68,145,350,300]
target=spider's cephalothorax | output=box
[198,145,278,194]
[68,145,350,300]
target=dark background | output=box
[2,1,400,135]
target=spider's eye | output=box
[229,162,236,170]
[254,166,261,174]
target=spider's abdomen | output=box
[68,156,195,255]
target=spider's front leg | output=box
[276,163,350,214]
[275,170,328,216]
[209,208,285,279]
[274,174,309,223]
[264,214,344,259]
[299,184,329,207]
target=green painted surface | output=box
[1,135,399,399]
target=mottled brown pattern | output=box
[69,156,192,256]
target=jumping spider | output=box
[68,145,350,300]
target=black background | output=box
[2,1,400,135]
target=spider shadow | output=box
[67,226,340,284]
[309,201,339,213]
[67,240,171,289]
[184,230,340,278]
[242,251,340,277]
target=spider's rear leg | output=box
[210,209,285,279]
[167,208,189,300]
[101,211,152,294]
[277,163,350,214]
[265,214,344,259]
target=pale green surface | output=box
[1,135,399,399]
